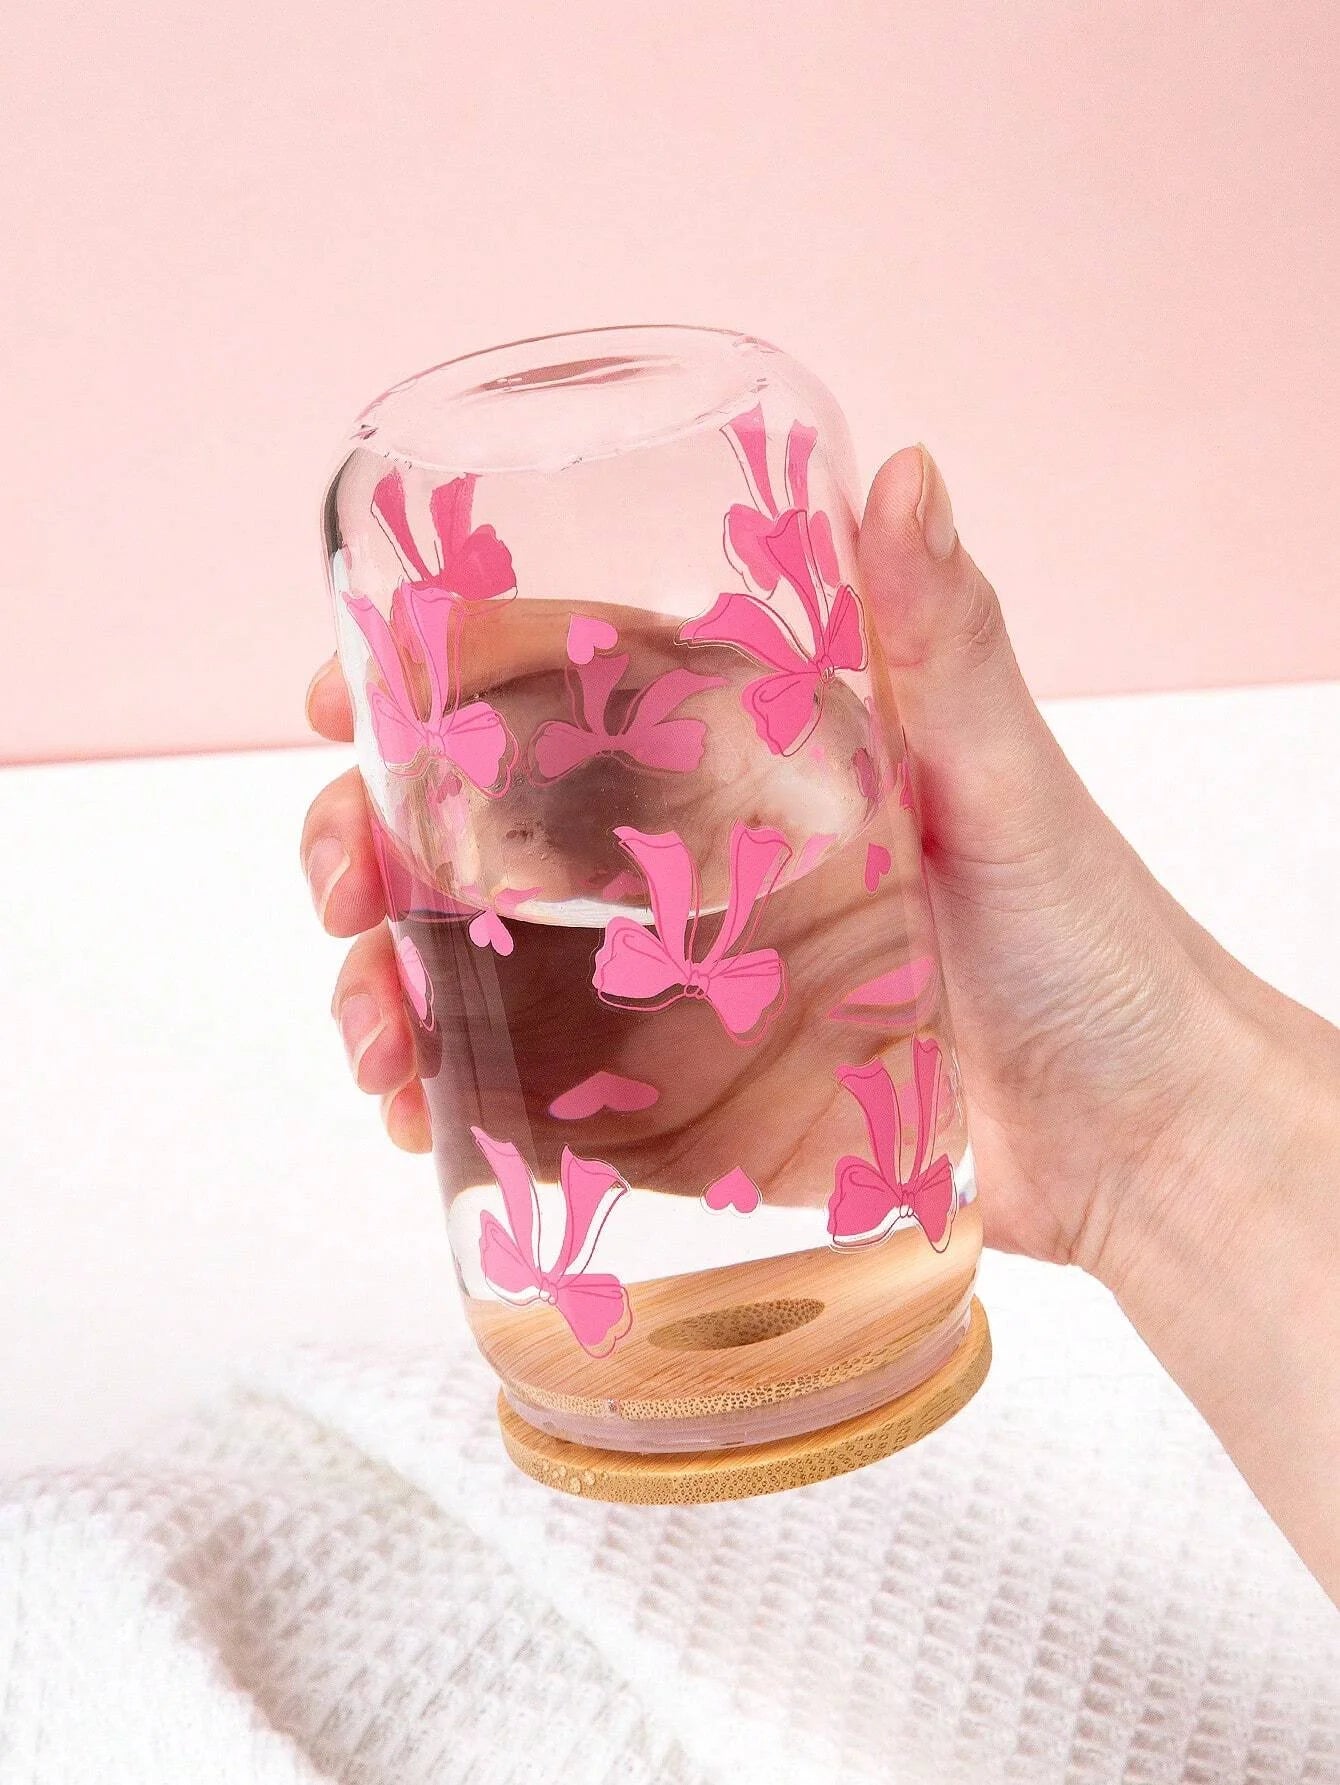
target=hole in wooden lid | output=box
[647,1297,824,1352]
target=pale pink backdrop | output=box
[3,2,1337,764]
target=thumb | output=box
[858,446,1081,870]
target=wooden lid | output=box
[497,1296,990,1505]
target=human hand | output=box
[301,444,1328,1253]
[856,448,1338,1597]
[302,446,1339,1591]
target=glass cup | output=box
[322,325,985,1475]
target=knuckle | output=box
[331,924,393,1009]
[301,771,363,851]
[299,795,324,854]
[953,570,1006,668]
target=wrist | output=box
[1094,987,1338,1332]
[1093,987,1340,1593]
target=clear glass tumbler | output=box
[322,325,985,1483]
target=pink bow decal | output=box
[592,823,790,1041]
[826,1039,957,1252]
[721,404,842,595]
[371,468,516,608]
[344,586,515,790]
[472,1127,633,1356]
[680,509,866,756]
[394,933,434,1028]
[529,651,724,783]
[853,745,880,804]
[894,754,915,812]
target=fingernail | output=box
[304,661,335,728]
[304,837,350,922]
[915,445,957,561]
[337,993,385,1085]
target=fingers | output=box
[381,1080,433,1153]
[332,926,434,1153]
[332,927,418,1091]
[305,657,354,741]
[859,446,1086,871]
[304,657,431,1155]
[300,766,386,936]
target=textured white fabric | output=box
[2,1257,1336,1785]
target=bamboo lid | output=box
[497,1296,990,1505]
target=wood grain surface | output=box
[470,1201,983,1423]
[497,1297,991,1504]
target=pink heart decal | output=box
[600,867,646,904]
[828,955,937,1026]
[468,907,514,956]
[864,842,892,892]
[785,831,836,884]
[702,1167,762,1215]
[548,1071,660,1121]
[566,615,620,664]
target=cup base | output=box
[496,1298,990,1504]
[471,1203,984,1452]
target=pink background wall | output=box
[3,2,1338,764]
